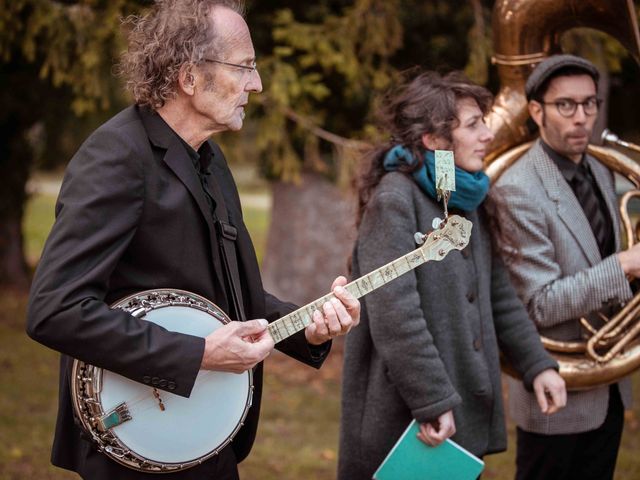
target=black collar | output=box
[181,138,213,174]
[540,139,586,184]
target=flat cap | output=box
[525,54,599,100]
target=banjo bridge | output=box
[96,402,132,432]
[152,388,166,411]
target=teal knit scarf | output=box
[383,145,490,211]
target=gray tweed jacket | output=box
[494,140,632,435]
[338,172,557,480]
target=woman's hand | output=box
[417,410,456,447]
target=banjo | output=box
[71,215,471,473]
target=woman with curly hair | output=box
[338,71,566,480]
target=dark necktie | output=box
[571,163,609,257]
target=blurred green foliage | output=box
[0,0,136,115]
[243,0,495,184]
[2,0,638,180]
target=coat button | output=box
[152,376,160,386]
[473,338,482,351]
[167,381,176,390]
[143,376,151,384]
[159,379,168,388]
[467,292,476,303]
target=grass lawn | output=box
[2,185,640,479]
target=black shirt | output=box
[181,139,218,219]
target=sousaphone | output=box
[486,0,640,389]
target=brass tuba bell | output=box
[486,0,640,389]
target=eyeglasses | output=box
[203,58,258,74]
[540,97,601,118]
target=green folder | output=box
[373,420,484,480]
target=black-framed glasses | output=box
[203,58,257,74]
[540,97,601,118]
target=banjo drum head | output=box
[99,298,252,466]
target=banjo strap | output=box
[216,218,247,322]
[205,170,247,323]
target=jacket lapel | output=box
[532,141,602,265]
[138,106,226,296]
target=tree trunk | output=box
[261,172,357,306]
[0,122,32,290]
[0,59,53,290]
[0,219,29,289]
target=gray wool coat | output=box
[338,172,557,480]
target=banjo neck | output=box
[267,214,472,344]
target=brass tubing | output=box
[541,336,586,354]
[599,294,640,334]
[555,340,640,390]
[584,292,640,345]
[580,315,624,346]
[586,145,640,187]
[485,142,532,182]
[590,320,640,363]
[620,191,638,248]
[587,301,640,361]
[602,129,640,155]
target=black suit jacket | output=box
[26,105,329,478]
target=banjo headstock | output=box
[416,214,472,262]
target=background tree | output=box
[0,0,139,289]
[244,0,494,303]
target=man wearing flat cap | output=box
[494,54,640,479]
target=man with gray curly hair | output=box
[26,1,360,479]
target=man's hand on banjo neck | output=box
[200,275,360,373]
